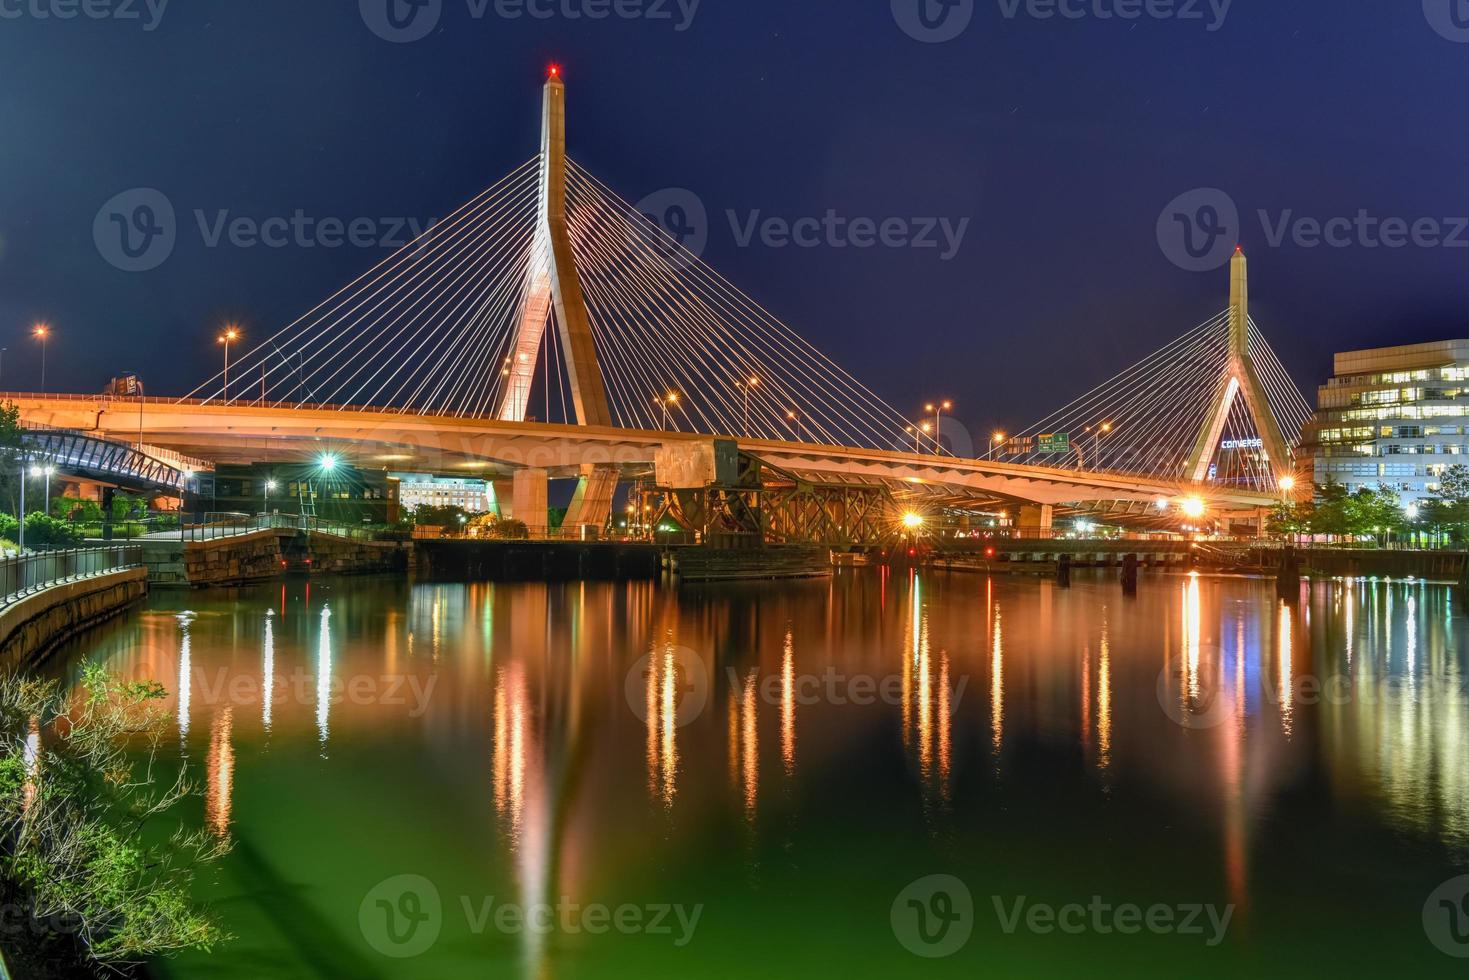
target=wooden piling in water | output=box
[1121,554,1138,595]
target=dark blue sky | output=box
[2,1,1467,437]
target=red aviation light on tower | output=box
[548,64,562,80]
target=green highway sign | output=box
[1037,432,1071,454]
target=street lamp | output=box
[1278,475,1296,502]
[265,478,278,514]
[787,408,804,443]
[218,326,240,403]
[735,375,759,434]
[32,325,49,392]
[1088,421,1113,471]
[654,392,679,431]
[989,431,1006,461]
[29,463,55,515]
[924,400,952,455]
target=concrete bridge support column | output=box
[563,464,619,537]
[513,469,549,537]
[492,479,516,519]
[1018,504,1054,535]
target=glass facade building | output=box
[1305,339,1469,503]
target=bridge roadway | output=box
[6,394,1277,515]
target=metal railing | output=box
[0,546,143,610]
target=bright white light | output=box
[319,454,338,472]
[902,512,925,529]
[1181,497,1207,519]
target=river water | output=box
[51,569,1469,977]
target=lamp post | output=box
[0,347,7,387]
[654,393,679,431]
[30,463,55,516]
[735,376,759,434]
[218,326,240,403]
[265,478,278,515]
[1089,421,1113,471]
[16,455,26,552]
[787,409,805,443]
[924,400,952,455]
[33,325,49,392]
[989,431,1006,461]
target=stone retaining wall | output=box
[0,568,149,670]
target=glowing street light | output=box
[653,392,680,431]
[32,324,49,392]
[264,478,278,513]
[735,375,760,434]
[319,453,339,472]
[29,463,56,514]
[989,430,1006,461]
[1278,475,1297,503]
[1181,497,1207,520]
[924,400,952,455]
[218,326,240,403]
[902,512,925,530]
[787,408,805,443]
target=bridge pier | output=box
[513,469,549,537]
[1018,504,1054,535]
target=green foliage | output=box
[0,512,17,544]
[409,504,469,528]
[0,666,227,973]
[22,514,82,549]
[50,497,102,524]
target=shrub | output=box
[22,514,82,549]
[0,667,227,974]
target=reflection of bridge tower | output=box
[1183,249,1294,485]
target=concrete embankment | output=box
[143,530,412,587]
[0,568,148,669]
[416,540,660,581]
[1247,547,1469,583]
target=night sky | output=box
[2,1,1468,439]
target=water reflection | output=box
[52,570,1469,978]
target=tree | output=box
[1309,479,1354,539]
[0,402,23,519]
[0,666,227,974]
[1429,463,1469,541]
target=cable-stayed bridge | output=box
[12,72,1307,541]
